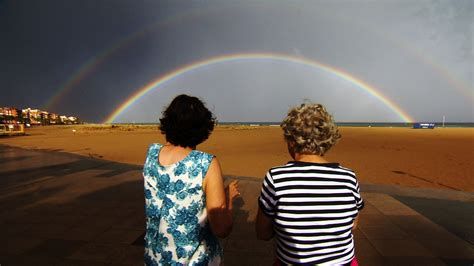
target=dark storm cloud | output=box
[0,0,472,122]
[0,0,188,113]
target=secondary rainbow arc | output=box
[43,7,472,112]
[42,6,216,111]
[104,53,415,123]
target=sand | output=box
[1,125,473,191]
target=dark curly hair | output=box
[159,94,215,148]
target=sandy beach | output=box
[1,125,473,191]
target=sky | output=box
[0,0,472,123]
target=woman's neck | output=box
[164,142,194,151]
[158,143,194,166]
[294,153,329,164]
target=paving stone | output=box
[369,239,436,257]
[54,259,109,266]
[0,222,33,238]
[22,223,73,239]
[108,245,144,266]
[358,213,394,227]
[360,224,410,240]
[111,211,146,230]
[44,214,88,226]
[76,204,112,217]
[394,195,474,245]
[418,239,474,260]
[232,204,254,225]
[381,256,447,266]
[23,238,86,258]
[223,250,275,266]
[361,183,474,202]
[67,243,124,262]
[1,254,63,266]
[440,258,474,266]
[227,221,258,240]
[3,211,54,224]
[57,224,112,241]
[23,201,98,216]
[389,215,461,241]
[92,228,144,244]
[354,237,383,259]
[225,238,275,253]
[0,236,45,256]
[78,215,117,229]
[355,255,385,266]
[90,204,137,220]
[352,228,366,240]
[238,182,262,221]
[364,193,419,216]
[358,201,383,215]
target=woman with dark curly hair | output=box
[143,94,239,265]
[256,103,363,266]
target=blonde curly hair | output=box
[281,103,341,156]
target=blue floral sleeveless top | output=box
[143,143,222,265]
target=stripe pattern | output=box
[259,161,364,265]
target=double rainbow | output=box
[104,53,414,123]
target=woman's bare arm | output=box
[353,216,359,230]
[256,206,274,240]
[204,158,239,238]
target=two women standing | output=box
[143,94,363,265]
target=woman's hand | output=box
[225,180,240,204]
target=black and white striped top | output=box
[258,161,364,265]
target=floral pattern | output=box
[143,143,222,265]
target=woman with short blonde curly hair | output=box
[281,103,341,157]
[256,102,363,266]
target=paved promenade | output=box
[1,145,473,265]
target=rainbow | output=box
[362,22,474,103]
[44,9,472,112]
[42,6,217,111]
[104,53,415,123]
[328,14,474,103]
[43,56,108,110]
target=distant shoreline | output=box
[93,122,474,128]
